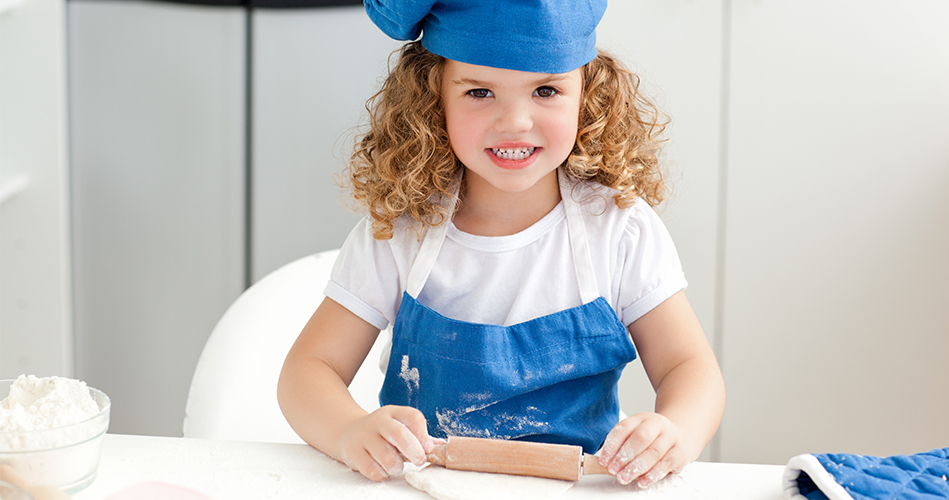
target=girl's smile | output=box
[488,144,541,169]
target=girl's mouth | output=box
[490,147,536,160]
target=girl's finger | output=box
[350,447,390,482]
[381,418,427,466]
[616,430,676,485]
[636,442,682,488]
[599,415,649,467]
[637,467,671,489]
[382,406,435,465]
[391,406,435,457]
[598,417,635,463]
[606,419,662,474]
[363,434,407,479]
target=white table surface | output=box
[73,434,786,499]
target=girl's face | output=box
[441,59,583,197]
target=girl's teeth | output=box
[491,147,535,160]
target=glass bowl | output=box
[0,380,110,494]
[0,479,34,500]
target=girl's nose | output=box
[494,100,533,134]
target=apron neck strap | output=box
[559,169,600,304]
[406,214,451,298]
[406,169,600,303]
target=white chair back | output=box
[183,249,386,443]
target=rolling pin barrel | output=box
[426,436,583,481]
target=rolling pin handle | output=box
[426,443,448,467]
[582,453,612,476]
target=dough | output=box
[404,465,574,500]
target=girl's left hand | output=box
[597,412,693,488]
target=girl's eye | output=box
[467,88,493,99]
[534,86,558,98]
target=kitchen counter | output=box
[74,434,785,499]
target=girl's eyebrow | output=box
[451,75,570,87]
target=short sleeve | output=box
[615,200,688,326]
[323,217,408,331]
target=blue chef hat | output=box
[365,0,606,74]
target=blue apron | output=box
[379,170,637,454]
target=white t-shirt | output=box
[325,181,688,332]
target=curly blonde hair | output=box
[345,41,668,240]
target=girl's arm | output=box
[598,290,726,488]
[276,297,435,481]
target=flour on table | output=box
[574,464,733,499]
[403,465,574,500]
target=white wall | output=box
[720,0,949,463]
[608,1,949,465]
[598,1,725,462]
[0,0,72,379]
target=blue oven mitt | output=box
[783,448,949,500]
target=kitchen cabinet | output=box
[0,0,71,379]
[68,0,246,436]
[65,1,397,437]
[250,7,399,282]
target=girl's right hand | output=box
[336,405,436,481]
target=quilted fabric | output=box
[784,448,949,500]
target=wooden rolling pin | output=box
[425,436,612,481]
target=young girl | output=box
[278,0,725,490]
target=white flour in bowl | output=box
[0,375,100,451]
